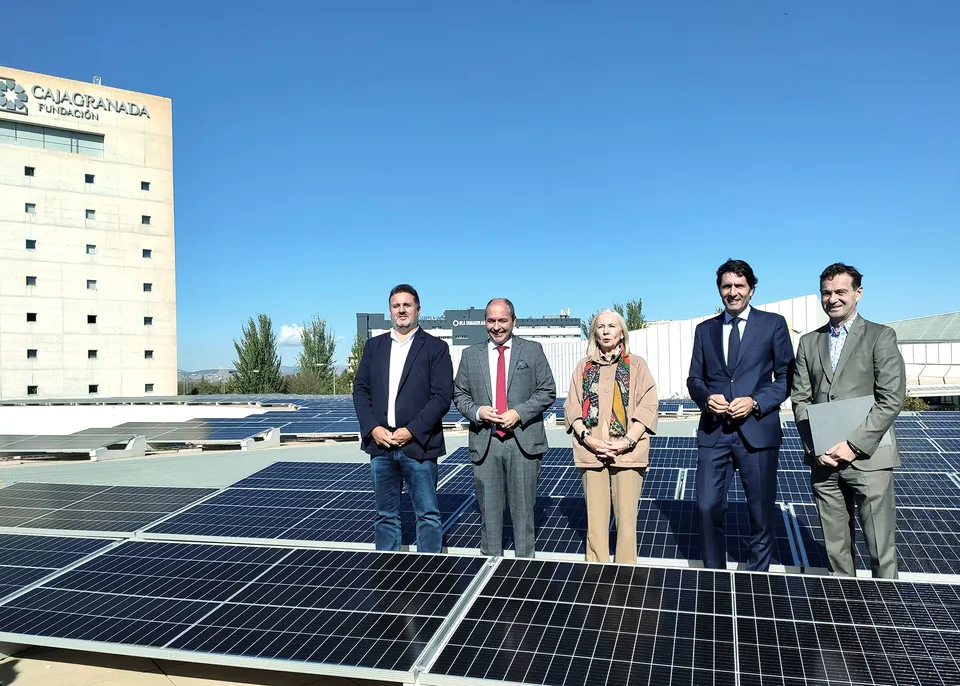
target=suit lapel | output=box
[479,343,493,404]
[379,335,391,405]
[711,316,730,376]
[817,328,834,384]
[832,316,864,383]
[735,311,758,368]
[396,332,427,391]
[506,337,521,391]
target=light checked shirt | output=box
[829,314,858,372]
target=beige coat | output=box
[563,354,659,468]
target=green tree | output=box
[288,315,337,394]
[580,299,648,337]
[232,314,285,393]
[338,333,367,392]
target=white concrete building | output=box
[0,67,176,399]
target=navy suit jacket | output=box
[686,309,795,450]
[352,329,454,460]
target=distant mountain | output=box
[178,365,344,381]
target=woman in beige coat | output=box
[564,309,659,563]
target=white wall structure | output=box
[0,66,176,400]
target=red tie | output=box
[495,345,507,437]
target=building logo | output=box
[0,77,28,115]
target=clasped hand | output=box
[583,434,632,460]
[478,406,521,430]
[817,441,857,467]
[371,426,413,448]
[707,394,754,420]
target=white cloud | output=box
[278,324,304,347]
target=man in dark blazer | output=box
[353,284,453,553]
[453,298,556,557]
[687,259,795,571]
[792,263,905,578]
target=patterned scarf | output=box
[581,351,630,437]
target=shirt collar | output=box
[488,336,513,350]
[831,313,857,335]
[390,327,418,343]
[724,305,751,324]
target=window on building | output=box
[142,248,152,258]
[87,314,97,324]
[88,384,98,394]
[27,312,37,322]
[25,203,36,214]
[27,349,37,359]
[26,276,37,286]
[87,279,97,290]
[143,283,153,292]
[26,239,36,250]
[85,173,95,184]
[88,350,98,359]
[27,386,38,396]
[85,209,95,220]
[86,244,96,255]
[145,383,155,393]
[144,316,153,326]
[1,120,104,157]
[141,215,151,225]
[141,181,150,191]
[24,166,35,177]
[145,350,154,359]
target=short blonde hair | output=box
[585,309,630,361]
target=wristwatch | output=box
[581,428,592,439]
[752,400,761,417]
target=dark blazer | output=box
[687,308,795,450]
[453,336,557,462]
[792,316,905,470]
[352,329,454,460]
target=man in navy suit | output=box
[687,259,795,571]
[353,284,454,553]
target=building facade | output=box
[0,67,176,399]
[357,307,581,347]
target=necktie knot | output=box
[496,345,506,355]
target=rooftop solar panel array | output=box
[0,483,217,535]
[0,533,115,599]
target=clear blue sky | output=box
[11,1,959,370]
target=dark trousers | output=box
[696,430,780,571]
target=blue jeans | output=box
[371,450,442,553]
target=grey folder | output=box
[805,395,893,456]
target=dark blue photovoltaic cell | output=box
[894,473,960,508]
[648,448,698,469]
[230,462,371,491]
[0,534,114,599]
[899,452,955,471]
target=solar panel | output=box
[632,500,798,569]
[681,469,814,504]
[0,534,114,599]
[541,447,574,465]
[230,461,371,491]
[895,473,960,508]
[639,468,682,500]
[899,452,955,471]
[898,437,941,452]
[543,467,583,498]
[536,466,580,497]
[648,448,698,469]
[442,447,472,465]
[438,465,476,495]
[0,542,487,682]
[0,483,216,534]
[423,559,960,686]
[936,438,960,452]
[443,497,588,556]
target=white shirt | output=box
[387,327,418,427]
[722,305,752,363]
[476,337,512,420]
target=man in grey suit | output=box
[453,298,557,557]
[792,263,906,578]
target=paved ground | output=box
[0,419,700,685]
